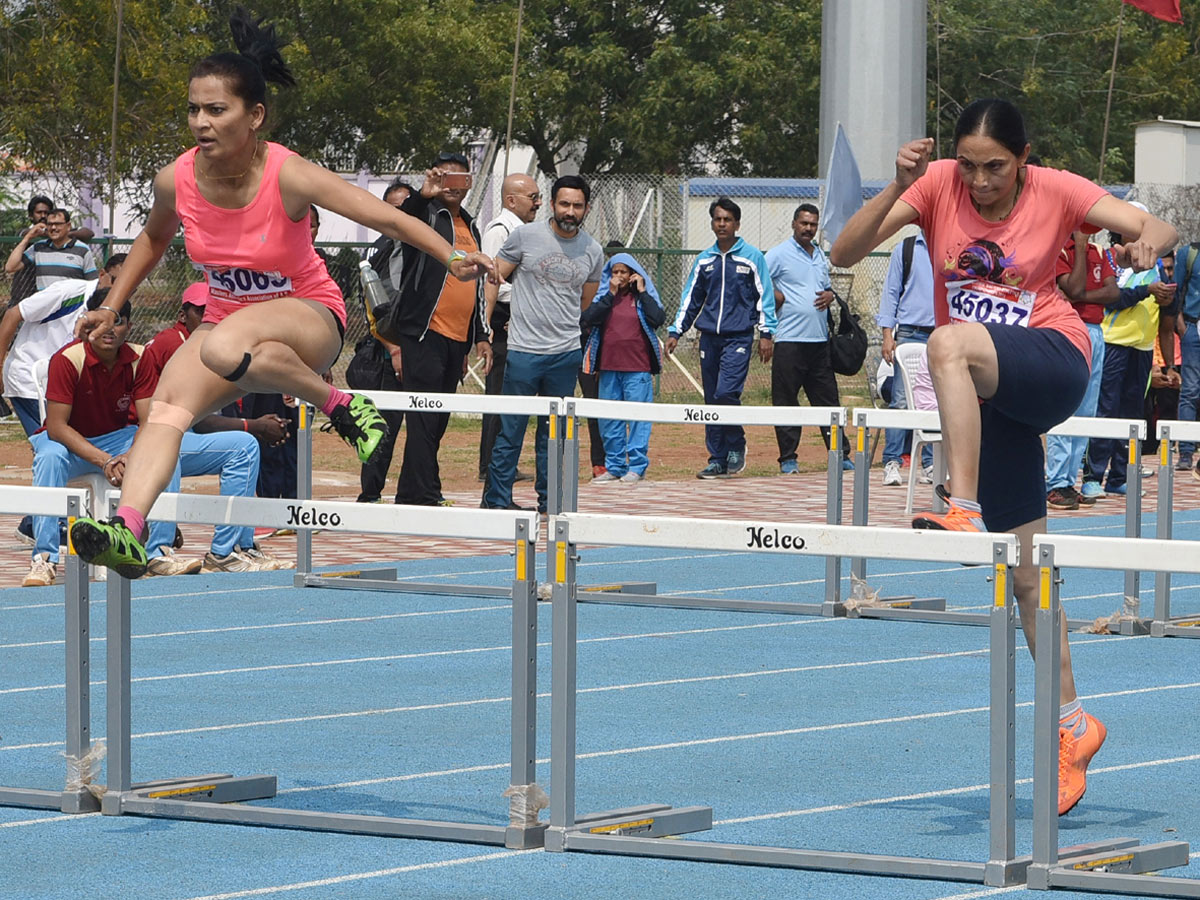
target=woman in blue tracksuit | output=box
[582,253,665,482]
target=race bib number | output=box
[946,280,1033,327]
[200,265,293,302]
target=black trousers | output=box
[358,357,404,503]
[241,393,299,499]
[577,367,606,469]
[771,340,848,463]
[395,330,469,505]
[478,303,510,478]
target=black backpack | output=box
[826,290,868,376]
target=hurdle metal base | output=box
[1151,617,1200,638]
[296,568,514,598]
[0,786,100,814]
[544,803,715,851]
[577,581,657,596]
[1028,839,1194,895]
[576,591,828,616]
[101,773,278,815]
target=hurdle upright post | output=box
[294,403,314,584]
[849,412,870,585]
[1153,426,1175,634]
[61,492,99,813]
[547,516,577,850]
[102,557,133,809]
[1121,424,1143,630]
[822,409,844,615]
[506,516,545,848]
[1027,544,1061,889]
[985,539,1018,885]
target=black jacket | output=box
[373,193,488,344]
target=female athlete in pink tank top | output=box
[829,98,1177,818]
[68,8,497,581]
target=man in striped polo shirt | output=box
[5,207,98,291]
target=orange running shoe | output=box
[912,494,985,532]
[1058,712,1106,815]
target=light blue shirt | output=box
[1174,243,1200,321]
[875,233,935,330]
[765,237,833,343]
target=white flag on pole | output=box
[821,122,863,247]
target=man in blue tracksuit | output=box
[666,197,776,478]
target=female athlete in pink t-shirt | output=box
[68,8,495,580]
[831,99,1176,817]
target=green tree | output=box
[929,0,1200,181]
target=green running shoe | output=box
[326,394,388,464]
[70,516,149,579]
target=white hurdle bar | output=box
[0,487,96,813]
[545,512,1095,886]
[103,492,548,849]
[563,399,848,616]
[294,390,560,596]
[850,409,1147,631]
[1153,420,1200,637]
[1027,533,1198,896]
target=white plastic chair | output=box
[33,357,109,579]
[893,342,944,515]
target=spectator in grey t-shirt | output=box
[482,174,604,511]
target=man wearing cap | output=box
[135,284,290,572]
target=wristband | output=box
[242,419,249,432]
[446,249,467,270]
[96,305,124,323]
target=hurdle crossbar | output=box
[850,409,1147,632]
[0,487,97,814]
[1026,537,1196,897]
[293,391,558,597]
[547,511,1032,886]
[1152,421,1200,638]
[561,401,848,616]
[103,492,547,849]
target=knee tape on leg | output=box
[147,401,195,433]
[222,351,253,383]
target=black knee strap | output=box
[222,352,252,383]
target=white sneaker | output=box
[619,471,642,484]
[146,547,203,577]
[240,544,291,570]
[22,553,56,587]
[882,460,902,486]
[202,550,256,573]
[592,472,619,483]
[919,465,934,485]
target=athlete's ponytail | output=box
[189,6,294,112]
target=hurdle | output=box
[544,511,1133,885]
[292,390,558,596]
[0,486,98,814]
[1151,420,1200,638]
[561,398,851,617]
[100,491,548,849]
[1028,532,1197,896]
[848,410,1148,631]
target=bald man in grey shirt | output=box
[481,175,603,512]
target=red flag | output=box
[1123,0,1183,22]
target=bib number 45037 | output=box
[946,280,1033,328]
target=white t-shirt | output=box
[4,279,97,399]
[481,208,524,306]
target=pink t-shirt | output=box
[174,141,346,328]
[900,159,1109,364]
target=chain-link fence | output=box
[0,176,895,409]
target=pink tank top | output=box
[174,141,346,328]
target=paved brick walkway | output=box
[2,459,1196,590]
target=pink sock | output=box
[115,506,146,540]
[320,385,352,416]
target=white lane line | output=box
[0,604,506,650]
[0,585,289,613]
[2,642,983,753]
[0,617,837,697]
[0,813,88,829]
[176,849,535,900]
